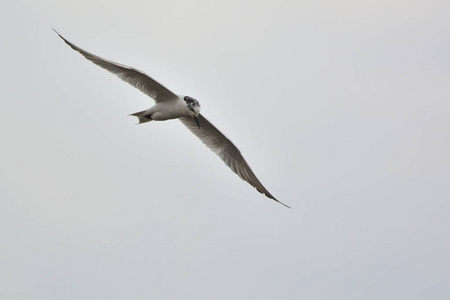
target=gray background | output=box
[1,0,449,299]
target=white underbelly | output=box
[149,99,190,121]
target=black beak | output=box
[194,115,200,128]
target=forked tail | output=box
[129,110,153,124]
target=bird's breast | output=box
[149,99,191,121]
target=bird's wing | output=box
[55,30,177,102]
[180,114,290,208]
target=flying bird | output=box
[55,30,290,208]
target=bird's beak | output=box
[194,115,200,128]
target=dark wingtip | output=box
[53,28,62,38]
[278,201,291,209]
[274,198,291,209]
[266,193,291,209]
[53,29,75,49]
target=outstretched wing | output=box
[55,30,177,102]
[180,114,290,208]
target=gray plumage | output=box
[55,29,290,208]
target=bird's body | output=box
[55,30,290,208]
[132,96,199,123]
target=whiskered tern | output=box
[55,30,290,208]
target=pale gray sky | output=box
[1,0,449,299]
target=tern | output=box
[55,30,290,208]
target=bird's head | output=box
[184,96,201,128]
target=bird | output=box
[54,30,290,208]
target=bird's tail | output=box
[129,110,153,124]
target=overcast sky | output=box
[1,0,449,299]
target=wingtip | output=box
[52,28,61,37]
[267,194,291,209]
[53,28,68,44]
[53,28,70,45]
[278,201,292,209]
[274,198,291,209]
